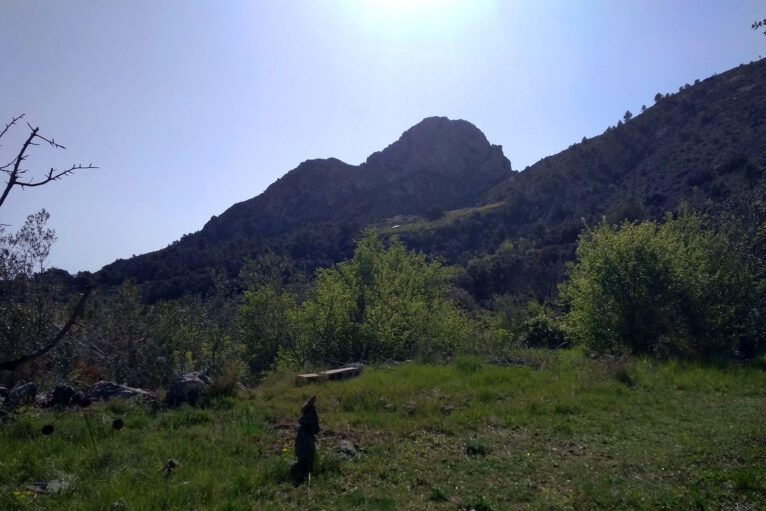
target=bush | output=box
[518,313,565,349]
[560,207,760,359]
[238,285,302,374]
[301,230,473,364]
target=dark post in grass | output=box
[291,395,319,486]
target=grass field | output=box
[2,351,765,510]
[379,201,506,234]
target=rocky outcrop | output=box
[5,382,37,408]
[203,117,513,239]
[36,384,90,408]
[165,372,210,407]
[84,381,155,402]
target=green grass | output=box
[2,352,766,509]
[379,201,506,234]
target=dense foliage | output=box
[240,231,473,373]
[0,211,74,382]
[560,208,763,358]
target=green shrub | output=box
[465,438,490,456]
[518,313,565,349]
[560,206,760,359]
[302,230,473,364]
[428,487,449,502]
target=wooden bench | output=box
[296,365,364,385]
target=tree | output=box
[654,93,663,103]
[560,207,759,358]
[623,110,633,122]
[0,115,95,373]
[301,231,471,365]
[237,230,477,372]
[239,283,303,374]
[0,209,56,279]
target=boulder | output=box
[5,382,37,408]
[37,384,89,408]
[336,439,360,460]
[165,372,210,407]
[26,474,74,494]
[52,384,78,405]
[85,381,155,403]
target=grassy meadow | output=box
[2,351,766,510]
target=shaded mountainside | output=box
[384,59,766,302]
[97,59,766,303]
[202,117,512,241]
[98,117,513,300]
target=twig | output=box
[0,120,98,209]
[0,114,24,142]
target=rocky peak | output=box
[195,116,514,244]
[364,116,512,178]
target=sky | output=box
[1,0,764,273]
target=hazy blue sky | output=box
[1,1,764,273]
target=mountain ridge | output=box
[199,116,512,242]
[97,59,766,303]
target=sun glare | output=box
[349,0,488,39]
[363,0,456,14]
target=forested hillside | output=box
[93,59,766,305]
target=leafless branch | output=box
[29,124,65,149]
[0,114,24,142]
[16,163,97,189]
[0,117,97,209]
[0,287,92,372]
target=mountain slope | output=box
[98,117,513,299]
[385,59,766,301]
[97,59,766,303]
[201,116,512,243]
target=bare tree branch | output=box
[0,114,24,143]
[16,163,96,188]
[0,126,40,208]
[0,118,98,209]
[0,287,92,372]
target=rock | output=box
[35,392,52,407]
[51,384,78,405]
[36,384,90,408]
[336,439,360,460]
[161,459,181,478]
[165,372,210,407]
[5,382,37,408]
[85,381,155,403]
[109,498,128,511]
[26,475,74,494]
[403,401,417,416]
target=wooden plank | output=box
[296,373,328,385]
[323,366,363,380]
[296,365,364,385]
